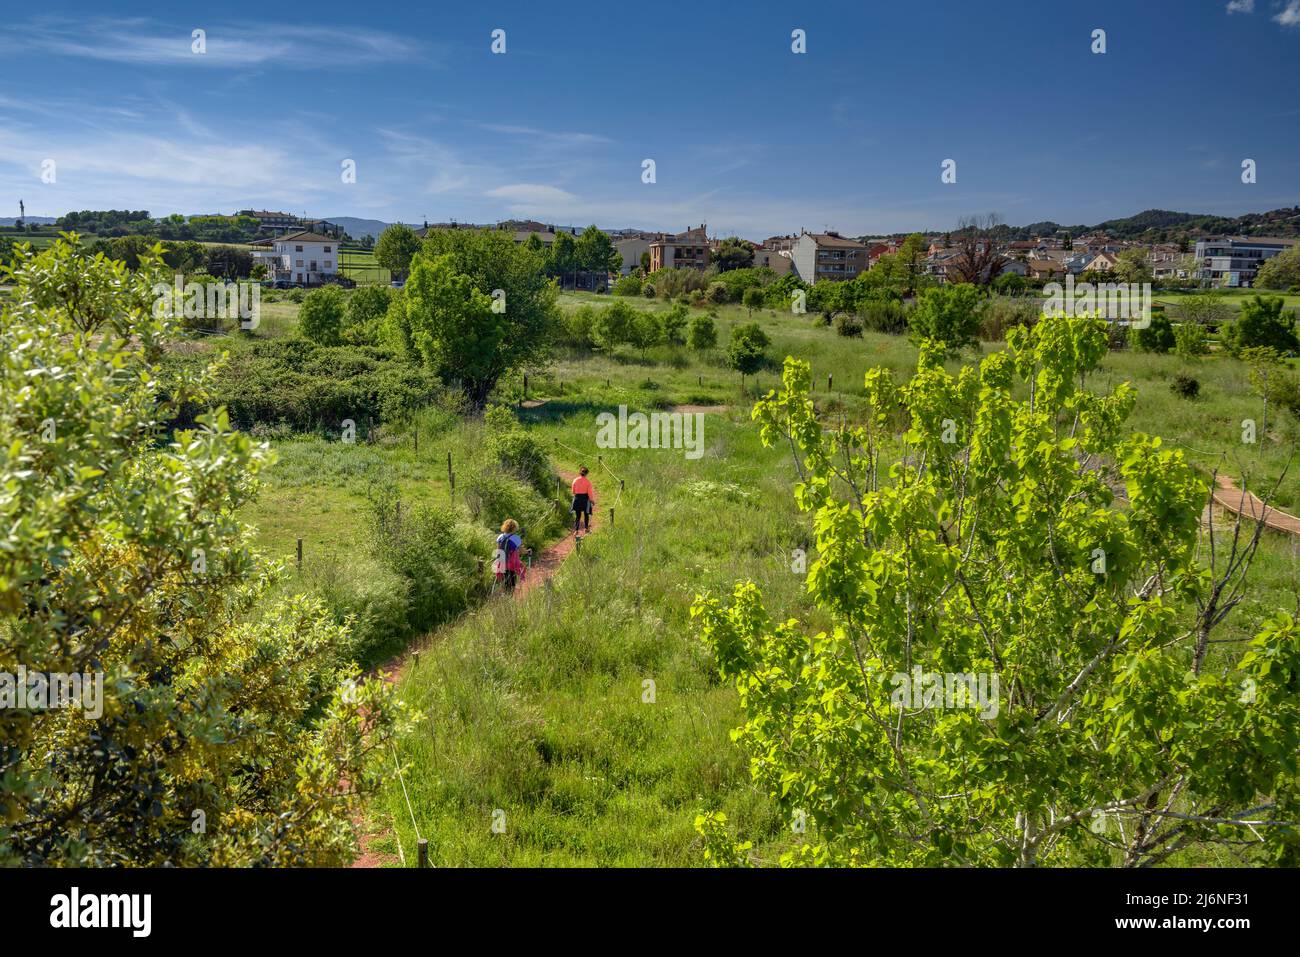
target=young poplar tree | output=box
[694,315,1300,866]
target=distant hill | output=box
[1007,207,1300,242]
[323,217,397,241]
[870,206,1300,244]
[0,217,58,227]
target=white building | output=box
[250,230,341,285]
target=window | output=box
[310,261,317,271]
[295,245,303,252]
[324,261,333,270]
[324,246,332,253]
[296,260,303,267]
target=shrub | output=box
[484,405,552,494]
[1223,295,1300,356]
[299,285,347,345]
[688,312,718,350]
[706,281,730,304]
[1170,374,1200,399]
[862,298,910,335]
[287,287,305,303]
[641,283,656,298]
[461,468,560,541]
[612,274,642,296]
[312,557,412,667]
[980,297,1038,341]
[343,284,392,345]
[201,339,442,432]
[1132,313,1175,353]
[835,313,864,337]
[1174,322,1209,358]
[367,493,482,634]
[908,283,985,352]
[560,305,598,349]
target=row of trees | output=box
[373,223,623,292]
[55,210,267,243]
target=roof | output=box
[806,232,869,249]
[274,231,338,244]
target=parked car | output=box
[269,279,302,289]
[390,279,405,289]
[322,275,356,288]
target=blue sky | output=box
[1,0,1297,237]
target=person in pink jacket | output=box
[571,467,596,534]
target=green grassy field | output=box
[219,290,1300,866]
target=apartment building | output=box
[1194,237,1296,286]
[649,225,710,271]
[751,243,794,276]
[250,230,340,285]
[791,230,870,283]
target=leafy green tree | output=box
[992,271,1027,296]
[727,322,769,388]
[299,285,347,346]
[575,225,621,291]
[594,300,637,351]
[661,303,689,345]
[374,223,422,280]
[1173,321,1208,358]
[1223,295,1300,357]
[1114,248,1152,284]
[343,284,392,344]
[743,287,765,316]
[695,315,1300,867]
[627,309,663,357]
[896,233,929,296]
[688,312,718,351]
[410,228,558,405]
[1,238,408,866]
[1254,245,1300,290]
[548,231,578,288]
[712,237,755,272]
[908,283,985,352]
[1132,312,1175,353]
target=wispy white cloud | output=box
[1275,0,1300,26]
[485,183,578,205]
[3,17,426,68]
[479,124,611,147]
[1226,0,1255,15]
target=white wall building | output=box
[251,230,340,284]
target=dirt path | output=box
[351,470,597,867]
[1210,473,1300,536]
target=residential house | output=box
[649,225,710,271]
[791,230,871,283]
[250,230,340,285]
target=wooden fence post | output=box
[447,451,454,495]
[609,506,614,527]
[417,838,428,868]
[296,538,302,570]
[828,373,833,392]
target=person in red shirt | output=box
[571,466,596,534]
